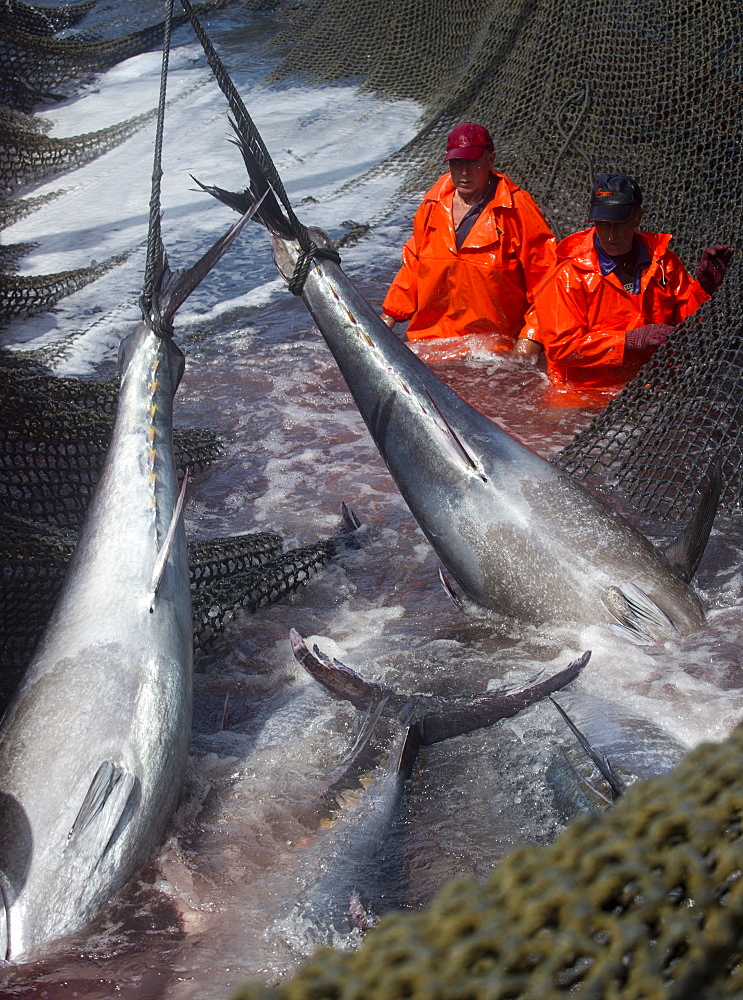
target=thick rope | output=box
[139,0,175,339]
[177,0,340,294]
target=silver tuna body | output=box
[270,229,704,635]
[0,322,193,962]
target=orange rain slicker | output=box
[531,228,710,392]
[382,172,555,347]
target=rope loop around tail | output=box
[287,243,341,296]
[139,292,175,340]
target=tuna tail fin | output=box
[550,696,626,801]
[193,120,296,241]
[418,650,591,746]
[156,189,268,325]
[290,629,401,715]
[664,458,722,581]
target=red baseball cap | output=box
[443,122,494,162]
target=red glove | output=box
[695,244,735,294]
[625,324,673,350]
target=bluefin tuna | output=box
[0,205,258,962]
[547,692,689,817]
[281,630,590,945]
[198,136,712,644]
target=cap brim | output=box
[588,202,634,222]
[443,146,490,162]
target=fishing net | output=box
[0,254,133,319]
[1,0,99,37]
[0,356,225,527]
[0,105,158,198]
[191,538,343,655]
[0,190,63,230]
[0,0,232,106]
[268,0,742,523]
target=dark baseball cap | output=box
[443,122,495,162]
[588,173,643,222]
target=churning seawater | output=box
[2,3,743,997]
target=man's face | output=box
[448,151,495,201]
[593,206,644,256]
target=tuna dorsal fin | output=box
[66,762,137,864]
[550,697,625,801]
[149,469,189,603]
[664,458,722,582]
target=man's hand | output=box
[696,244,735,294]
[381,313,397,329]
[625,324,674,350]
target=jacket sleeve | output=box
[513,190,557,305]
[534,267,627,369]
[660,251,711,323]
[382,200,432,321]
[382,233,420,321]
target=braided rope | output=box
[177,0,341,294]
[139,0,175,340]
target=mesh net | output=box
[270,0,743,522]
[1,0,99,37]
[0,105,157,199]
[0,0,232,98]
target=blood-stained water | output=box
[2,4,742,997]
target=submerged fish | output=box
[276,717,418,952]
[0,206,256,962]
[547,692,689,818]
[198,133,716,645]
[278,630,588,944]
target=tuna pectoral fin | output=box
[419,651,591,746]
[66,762,136,865]
[603,582,681,644]
[664,458,722,582]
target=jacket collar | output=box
[427,171,516,210]
[556,227,673,270]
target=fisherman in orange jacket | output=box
[520,173,734,395]
[381,122,555,350]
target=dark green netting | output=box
[0,0,99,37]
[269,0,742,521]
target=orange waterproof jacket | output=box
[532,228,710,391]
[382,172,555,346]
